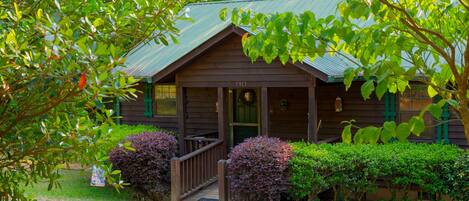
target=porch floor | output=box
[183,182,219,201]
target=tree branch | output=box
[379,0,462,87]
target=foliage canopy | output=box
[0,0,187,199]
[223,0,469,144]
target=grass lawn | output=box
[25,169,131,201]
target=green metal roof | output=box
[122,0,354,82]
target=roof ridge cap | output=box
[188,0,272,6]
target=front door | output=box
[229,88,259,148]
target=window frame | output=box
[153,83,177,117]
[397,84,435,139]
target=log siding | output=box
[120,83,178,130]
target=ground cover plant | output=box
[109,131,177,200]
[289,142,467,201]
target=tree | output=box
[222,0,469,144]
[0,0,187,199]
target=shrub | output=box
[109,132,177,200]
[97,124,173,155]
[441,152,469,200]
[289,142,464,201]
[228,136,292,201]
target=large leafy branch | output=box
[0,0,188,199]
[222,0,469,144]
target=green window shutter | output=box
[434,96,449,143]
[144,83,153,117]
[442,103,449,143]
[114,97,121,124]
[384,92,396,121]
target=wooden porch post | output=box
[170,159,181,201]
[218,160,229,201]
[308,80,318,143]
[261,87,269,136]
[177,86,186,154]
[217,87,228,156]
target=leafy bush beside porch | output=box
[109,131,177,201]
[289,142,467,201]
[225,138,467,201]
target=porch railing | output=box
[171,139,224,201]
[184,131,218,153]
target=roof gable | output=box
[122,0,345,83]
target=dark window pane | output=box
[155,84,176,116]
[399,85,434,138]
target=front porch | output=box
[170,84,342,201]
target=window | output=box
[399,85,434,138]
[154,84,176,116]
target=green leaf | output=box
[409,116,425,136]
[361,80,375,100]
[93,18,105,27]
[219,8,228,21]
[36,8,43,20]
[170,34,179,44]
[427,104,442,119]
[362,126,380,144]
[343,68,355,91]
[353,129,364,144]
[98,72,108,81]
[396,79,408,93]
[381,121,396,143]
[396,122,411,141]
[341,124,352,144]
[447,99,459,109]
[427,86,438,98]
[375,80,388,100]
[111,170,121,175]
[6,30,17,47]
[14,3,22,20]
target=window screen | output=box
[399,85,434,138]
[155,84,176,116]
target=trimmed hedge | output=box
[228,136,292,201]
[109,132,177,200]
[289,142,467,200]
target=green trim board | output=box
[143,83,153,117]
[434,96,450,143]
[114,97,121,124]
[384,92,396,121]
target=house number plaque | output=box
[235,81,247,87]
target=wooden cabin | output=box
[119,0,466,150]
[116,1,466,199]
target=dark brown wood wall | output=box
[268,87,308,141]
[120,83,178,130]
[184,87,219,136]
[448,111,467,147]
[316,81,467,147]
[176,34,314,88]
[316,81,385,140]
